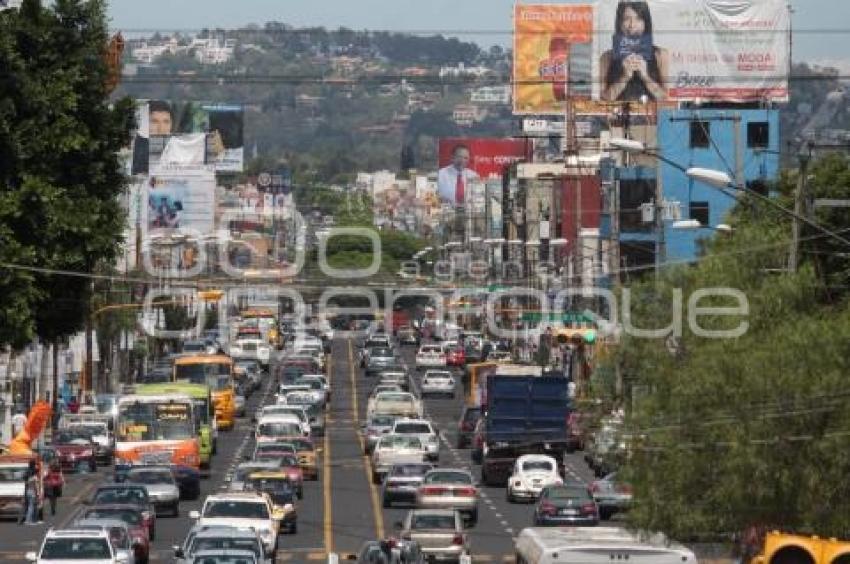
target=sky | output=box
[107,0,850,65]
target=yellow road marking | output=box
[348,338,385,540]
[323,349,333,554]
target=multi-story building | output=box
[470,86,511,105]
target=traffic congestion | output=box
[0,305,694,564]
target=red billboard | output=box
[438,138,531,179]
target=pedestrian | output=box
[19,460,39,525]
[44,460,64,516]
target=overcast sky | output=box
[107,0,850,65]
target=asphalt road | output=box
[0,337,599,563]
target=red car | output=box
[251,448,305,498]
[446,346,465,367]
[51,428,97,472]
[79,504,151,564]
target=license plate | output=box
[560,508,578,516]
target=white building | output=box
[192,38,236,65]
[470,85,511,105]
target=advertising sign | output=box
[513,4,594,115]
[131,100,244,174]
[592,0,790,102]
[437,138,530,205]
[145,167,216,236]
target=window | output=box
[690,201,710,226]
[747,122,770,148]
[619,179,656,232]
[690,121,711,148]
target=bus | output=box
[134,382,216,472]
[114,394,200,473]
[173,355,236,431]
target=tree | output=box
[608,157,850,539]
[0,0,134,356]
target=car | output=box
[234,360,263,392]
[60,419,114,465]
[391,419,440,462]
[396,326,420,346]
[293,377,327,407]
[77,504,150,564]
[230,338,272,370]
[397,509,469,563]
[255,415,307,442]
[188,548,259,564]
[282,389,325,413]
[506,455,563,503]
[368,391,423,420]
[26,528,132,564]
[174,525,269,564]
[89,484,156,540]
[415,345,446,371]
[455,406,481,449]
[371,434,428,484]
[382,463,433,507]
[365,385,404,415]
[51,428,98,473]
[189,493,281,556]
[286,437,320,481]
[533,484,599,527]
[234,385,247,418]
[124,466,180,517]
[251,441,297,461]
[183,340,217,356]
[420,371,455,398]
[485,351,512,362]
[590,472,633,520]
[256,405,311,436]
[377,371,409,392]
[366,347,399,377]
[415,469,478,526]
[301,374,330,402]
[248,451,303,499]
[227,461,285,492]
[244,472,298,533]
[361,414,398,455]
[69,521,136,564]
[444,344,465,368]
[353,539,425,564]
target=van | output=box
[514,526,697,564]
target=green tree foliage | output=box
[0,0,134,348]
[611,157,850,539]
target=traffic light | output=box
[753,532,850,564]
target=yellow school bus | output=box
[173,355,235,431]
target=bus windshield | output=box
[174,363,232,391]
[117,401,195,441]
[192,398,211,426]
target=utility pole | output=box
[789,146,812,272]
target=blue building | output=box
[658,108,781,262]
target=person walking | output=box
[44,461,64,516]
[18,460,39,525]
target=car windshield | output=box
[377,393,411,403]
[546,486,591,500]
[370,416,395,427]
[93,488,147,505]
[204,500,269,519]
[246,478,296,502]
[235,465,275,481]
[0,466,29,482]
[190,538,261,558]
[127,470,174,485]
[192,555,257,564]
[391,465,431,477]
[424,472,472,485]
[371,348,393,357]
[411,514,456,529]
[55,430,92,444]
[295,379,322,390]
[83,508,142,526]
[522,460,554,472]
[257,422,302,437]
[288,438,313,451]
[40,538,112,560]
[395,423,431,434]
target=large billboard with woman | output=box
[592,0,789,103]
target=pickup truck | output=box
[480,374,569,487]
[367,391,423,420]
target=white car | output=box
[506,454,563,502]
[255,414,308,442]
[189,492,282,554]
[257,405,311,436]
[27,528,132,563]
[230,338,272,369]
[392,419,440,462]
[415,345,446,370]
[420,370,455,398]
[371,434,428,484]
[368,391,423,419]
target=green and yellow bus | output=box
[173,355,236,431]
[135,382,216,473]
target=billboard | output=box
[592,0,790,103]
[437,138,530,204]
[513,4,594,115]
[145,167,216,236]
[131,100,244,174]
